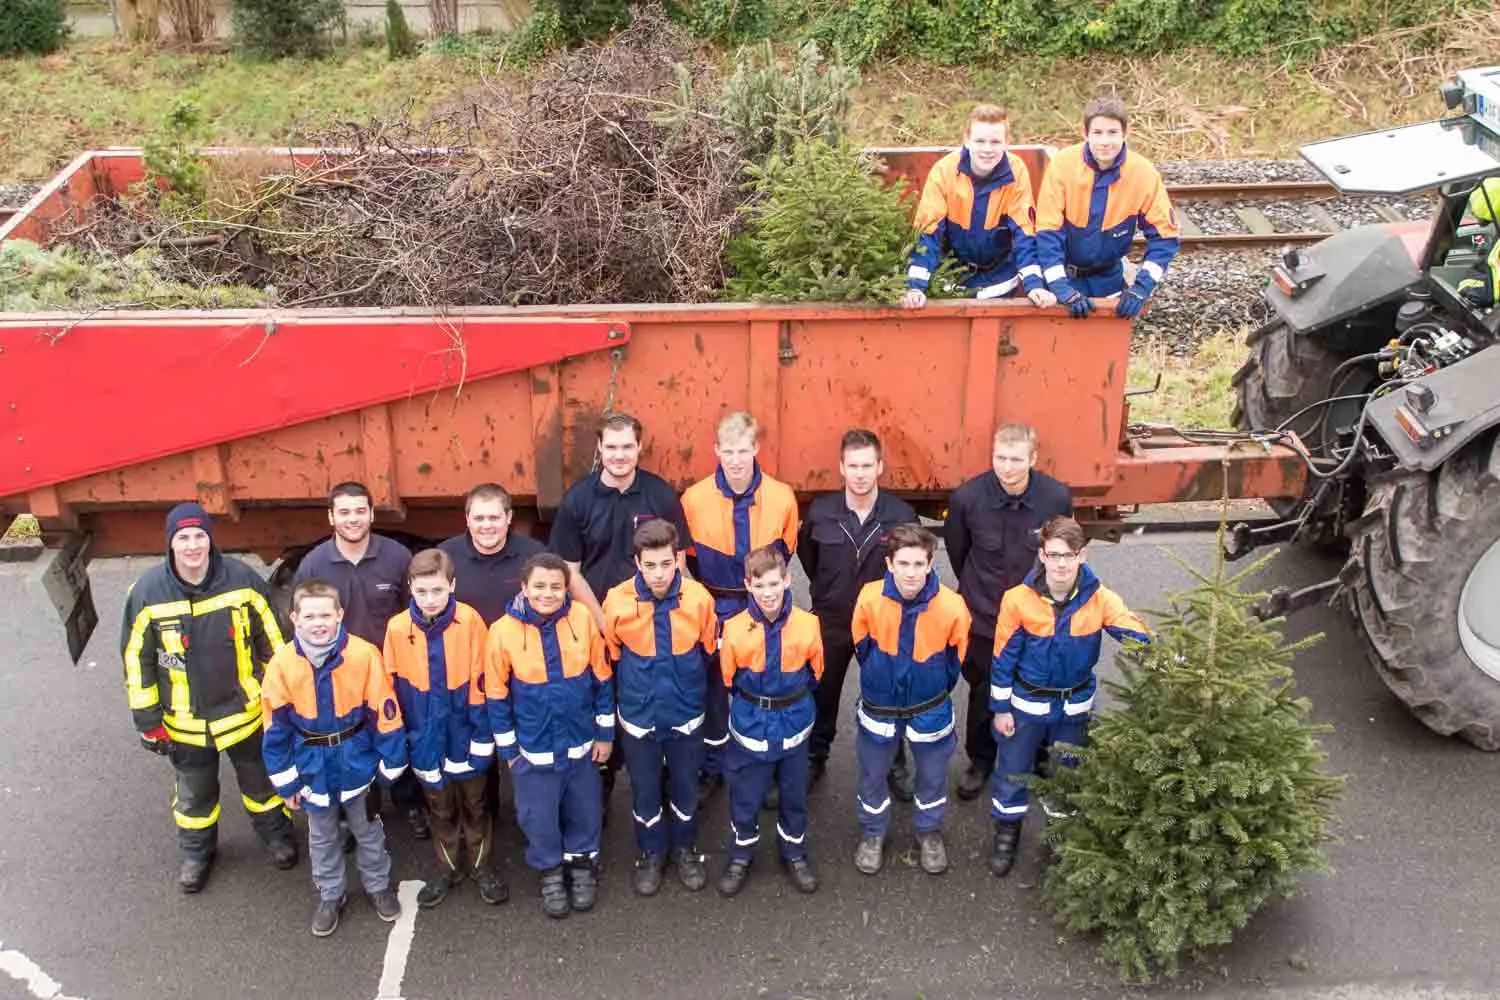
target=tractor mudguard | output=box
[1264,225,1421,336]
[1367,346,1500,471]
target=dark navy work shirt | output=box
[292,533,412,646]
[437,531,545,625]
[944,470,1072,639]
[548,469,690,600]
[797,490,918,635]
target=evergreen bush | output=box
[0,0,69,57]
[228,0,345,58]
[719,40,858,166]
[1035,544,1343,983]
[724,138,913,302]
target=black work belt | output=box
[860,689,949,720]
[1015,676,1090,698]
[702,583,748,599]
[298,721,365,747]
[735,687,809,710]
[1066,262,1117,279]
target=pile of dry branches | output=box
[59,5,744,309]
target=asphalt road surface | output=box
[2,533,1498,1000]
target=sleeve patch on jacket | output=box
[383,698,398,721]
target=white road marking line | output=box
[374,879,424,1000]
[0,939,86,1000]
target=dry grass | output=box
[1127,328,1248,429]
[852,7,1500,159]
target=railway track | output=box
[1165,179,1430,251]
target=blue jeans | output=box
[306,792,390,901]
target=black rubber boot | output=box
[568,859,599,912]
[540,866,570,919]
[989,820,1022,877]
[178,855,213,894]
[266,836,299,870]
[956,762,992,801]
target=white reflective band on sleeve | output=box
[907,718,955,743]
[1010,694,1053,716]
[1142,260,1165,281]
[520,748,555,766]
[993,799,1030,815]
[990,685,1011,702]
[566,741,594,759]
[975,277,1020,299]
[633,810,663,829]
[776,823,805,845]
[302,789,331,808]
[670,800,694,822]
[908,265,932,281]
[858,795,891,815]
[468,740,494,758]
[782,722,814,750]
[1019,264,1042,278]
[595,713,615,728]
[729,725,769,754]
[413,766,442,784]
[672,713,705,735]
[495,730,517,747]
[442,758,475,775]
[1063,695,1096,716]
[1043,265,1067,283]
[378,763,406,782]
[703,733,729,748]
[914,794,948,811]
[341,779,374,802]
[269,765,300,786]
[856,708,897,739]
[617,714,652,738]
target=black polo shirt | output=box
[944,470,1072,639]
[797,490,918,634]
[292,533,413,645]
[548,468,690,600]
[438,531,545,625]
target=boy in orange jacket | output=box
[262,580,408,937]
[384,548,507,909]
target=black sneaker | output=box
[956,762,991,801]
[717,857,751,897]
[631,853,665,897]
[672,847,708,892]
[783,857,818,894]
[177,856,213,894]
[370,887,401,922]
[473,866,509,906]
[540,866,570,919]
[417,870,460,909]
[567,860,599,912]
[311,894,346,937]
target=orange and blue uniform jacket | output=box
[681,464,800,620]
[990,564,1150,722]
[719,599,824,761]
[1035,142,1180,299]
[383,597,492,789]
[852,571,971,744]
[261,628,408,812]
[906,148,1043,298]
[484,595,614,768]
[603,572,718,741]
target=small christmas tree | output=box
[1035,541,1343,983]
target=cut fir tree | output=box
[1034,543,1343,984]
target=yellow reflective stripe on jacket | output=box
[121,601,191,710]
[210,711,263,749]
[245,589,286,651]
[230,607,257,704]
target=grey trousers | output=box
[306,792,391,901]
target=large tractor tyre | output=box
[1341,432,1500,750]
[1231,320,1349,517]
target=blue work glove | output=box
[1050,278,1092,319]
[1115,286,1148,318]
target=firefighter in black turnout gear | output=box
[121,503,298,893]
